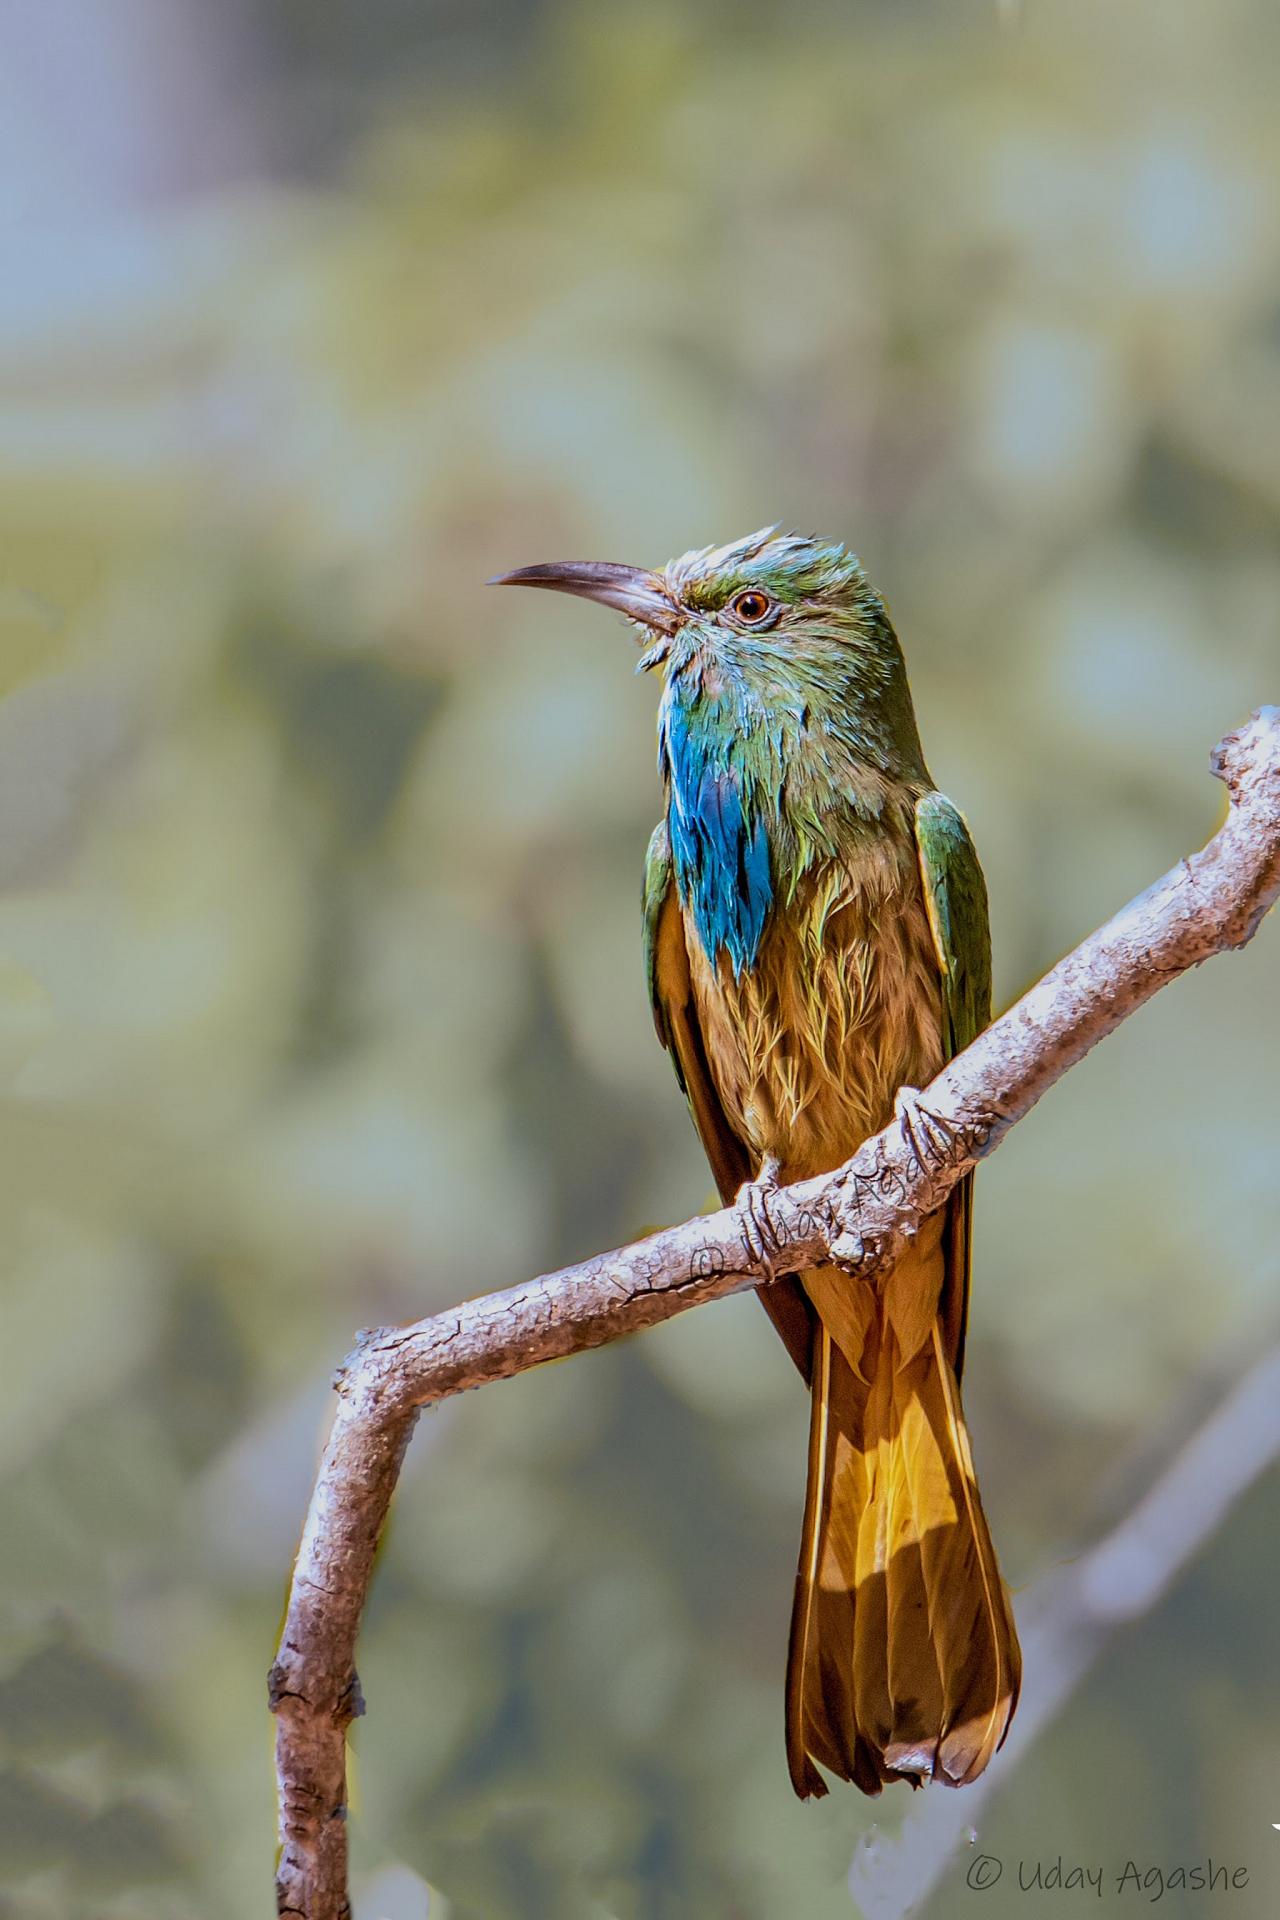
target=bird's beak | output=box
[488,560,680,635]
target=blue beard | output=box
[659,680,773,977]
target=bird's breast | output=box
[684,832,947,1180]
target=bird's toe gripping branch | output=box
[735,1154,785,1282]
[892,1084,980,1182]
[823,1086,991,1280]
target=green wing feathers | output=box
[642,823,674,1057]
[914,791,991,1379]
[914,790,992,1055]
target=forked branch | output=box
[271,708,1280,1920]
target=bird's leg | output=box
[736,1152,784,1282]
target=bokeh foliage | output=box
[2,1,1279,1914]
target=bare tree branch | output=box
[849,1334,1280,1919]
[270,707,1280,1920]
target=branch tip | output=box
[1211,703,1280,799]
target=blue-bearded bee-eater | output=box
[494,528,1020,1798]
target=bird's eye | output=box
[729,589,774,625]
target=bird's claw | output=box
[893,1084,966,1176]
[894,1085,937,1173]
[736,1154,783,1282]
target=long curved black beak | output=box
[488,560,679,635]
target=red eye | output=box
[730,589,773,625]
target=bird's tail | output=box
[784,1226,1020,1798]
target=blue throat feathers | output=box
[661,689,773,978]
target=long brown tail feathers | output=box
[784,1306,1021,1799]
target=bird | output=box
[492,527,1020,1799]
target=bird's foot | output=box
[736,1154,784,1282]
[893,1084,967,1176]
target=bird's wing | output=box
[644,822,814,1379]
[913,790,993,1380]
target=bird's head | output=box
[491,527,890,688]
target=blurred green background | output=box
[2,1,1279,1915]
